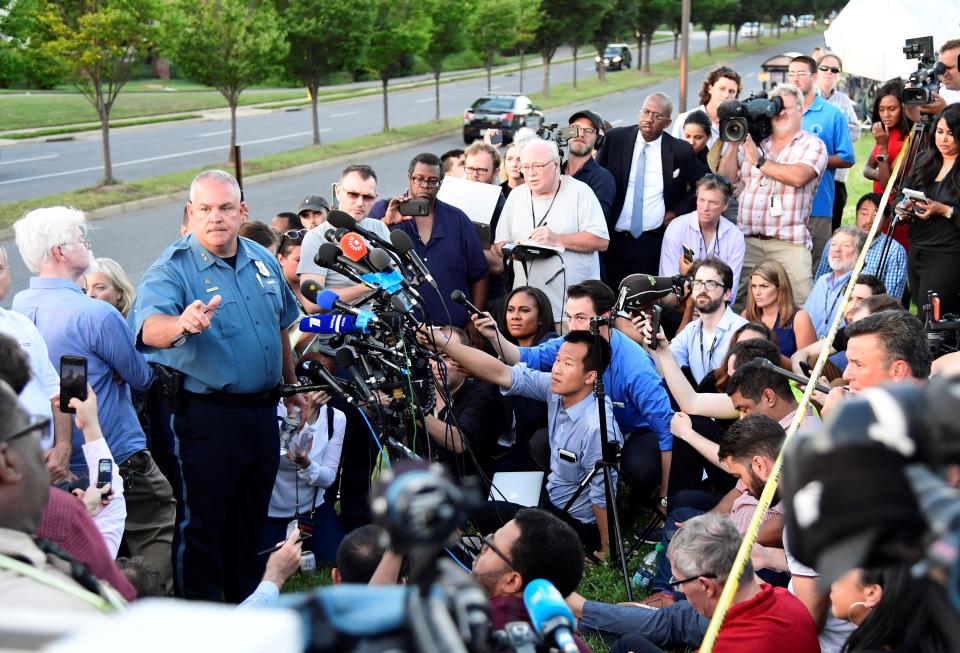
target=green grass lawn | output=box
[842,134,878,225]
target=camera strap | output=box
[529,178,562,230]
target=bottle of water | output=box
[279,406,301,457]
[631,543,665,589]
[300,551,317,575]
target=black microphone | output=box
[390,230,437,287]
[297,359,354,404]
[327,209,398,252]
[450,289,483,318]
[322,226,351,245]
[368,247,397,273]
[335,346,376,404]
[315,242,372,284]
[309,288,381,326]
[754,358,832,395]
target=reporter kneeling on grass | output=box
[418,327,621,558]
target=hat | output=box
[568,109,605,133]
[298,195,329,214]
[782,434,926,589]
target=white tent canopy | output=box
[824,0,960,82]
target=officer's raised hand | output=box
[179,295,221,335]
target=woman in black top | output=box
[901,104,960,314]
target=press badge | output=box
[254,260,271,277]
[770,194,784,218]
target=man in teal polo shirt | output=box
[129,169,302,602]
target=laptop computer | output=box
[487,471,544,507]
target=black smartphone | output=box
[398,198,430,216]
[648,305,663,351]
[97,458,113,497]
[488,131,503,146]
[681,244,695,264]
[59,355,88,414]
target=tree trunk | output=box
[486,56,492,91]
[309,84,320,145]
[597,49,606,82]
[100,103,114,185]
[734,29,739,50]
[673,33,679,59]
[541,49,551,98]
[228,99,238,163]
[727,25,732,46]
[434,70,441,120]
[705,29,712,55]
[644,35,652,72]
[519,48,525,92]
[572,44,578,90]
[381,75,390,132]
[636,33,643,70]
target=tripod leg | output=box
[603,463,634,601]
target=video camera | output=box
[902,36,947,106]
[922,290,960,357]
[536,122,580,148]
[782,378,960,648]
[717,91,784,144]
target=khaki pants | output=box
[808,217,833,275]
[736,237,813,311]
[120,450,176,591]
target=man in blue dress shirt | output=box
[804,226,862,338]
[129,170,302,602]
[12,206,175,589]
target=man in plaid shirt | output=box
[719,84,828,309]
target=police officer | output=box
[130,170,304,602]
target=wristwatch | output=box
[755,154,766,169]
[659,496,669,508]
[876,153,887,163]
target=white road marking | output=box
[0,131,322,186]
[197,129,230,138]
[415,97,434,104]
[0,154,59,166]
[329,111,359,117]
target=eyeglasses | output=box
[480,533,514,570]
[341,189,377,203]
[60,237,92,250]
[1,415,50,445]
[464,166,491,176]
[519,159,558,172]
[640,108,668,121]
[410,176,441,188]
[786,71,812,78]
[818,65,841,74]
[691,279,725,292]
[668,572,717,588]
[573,125,598,136]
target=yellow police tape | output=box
[698,130,914,652]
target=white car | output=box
[740,22,761,38]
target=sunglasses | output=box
[818,66,841,74]
[279,229,308,250]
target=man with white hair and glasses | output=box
[11,206,175,590]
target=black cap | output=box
[568,109,605,133]
[298,195,329,214]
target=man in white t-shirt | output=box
[0,245,71,480]
[495,139,609,326]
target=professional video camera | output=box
[902,36,947,106]
[782,378,960,648]
[922,290,960,357]
[279,463,582,653]
[535,122,581,148]
[717,91,784,144]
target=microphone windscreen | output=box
[334,346,356,368]
[299,314,359,334]
[389,229,415,254]
[326,210,355,230]
[301,279,322,304]
[523,579,575,633]
[620,273,679,308]
[316,289,340,311]
[368,247,394,272]
[340,232,368,262]
[450,289,467,305]
[316,242,341,266]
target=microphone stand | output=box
[555,315,633,601]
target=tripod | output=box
[556,315,634,600]
[877,119,928,282]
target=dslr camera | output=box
[902,36,947,106]
[718,90,784,144]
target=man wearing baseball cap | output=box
[563,110,616,221]
[297,194,329,229]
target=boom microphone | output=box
[523,579,580,653]
[390,229,436,287]
[620,273,688,311]
[327,210,397,252]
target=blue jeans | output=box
[580,598,707,648]
[651,507,704,594]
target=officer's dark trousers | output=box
[160,396,279,602]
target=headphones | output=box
[569,110,606,150]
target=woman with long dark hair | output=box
[831,565,948,653]
[497,286,556,347]
[863,81,913,196]
[900,103,960,314]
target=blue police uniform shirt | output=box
[802,92,855,218]
[519,329,674,451]
[130,234,300,394]
[13,278,152,472]
[504,363,622,524]
[369,199,489,328]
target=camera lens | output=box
[723,119,746,142]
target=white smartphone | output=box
[903,189,928,203]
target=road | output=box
[0,32,825,306]
[0,36,709,203]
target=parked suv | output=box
[462,94,545,144]
[595,44,632,71]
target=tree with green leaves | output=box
[30,0,159,184]
[162,0,287,162]
[514,0,542,93]
[533,1,577,97]
[693,0,734,55]
[592,0,635,82]
[363,0,431,131]
[279,0,374,145]
[466,0,517,93]
[663,0,684,60]
[423,0,465,119]
[567,0,603,90]
[633,0,668,73]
